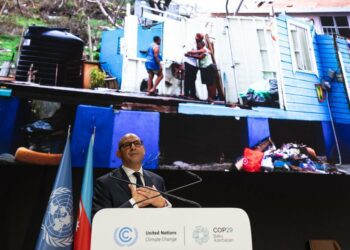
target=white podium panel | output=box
[91,208,252,250]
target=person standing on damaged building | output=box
[186,39,216,102]
[183,33,204,99]
[145,36,163,95]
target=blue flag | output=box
[35,135,73,250]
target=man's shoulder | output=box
[144,169,164,182]
[96,171,113,184]
[96,169,123,184]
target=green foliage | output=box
[90,68,106,89]
[87,19,113,62]
[0,35,20,63]
[0,14,46,28]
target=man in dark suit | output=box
[92,133,170,216]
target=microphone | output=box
[109,170,202,207]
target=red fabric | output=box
[243,148,264,172]
[74,200,91,250]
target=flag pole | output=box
[68,124,71,137]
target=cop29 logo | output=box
[192,226,209,245]
[114,227,138,247]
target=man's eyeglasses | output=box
[119,140,144,150]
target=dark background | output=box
[1,164,349,250]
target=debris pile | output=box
[235,138,346,174]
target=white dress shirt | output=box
[121,165,171,208]
[183,43,198,67]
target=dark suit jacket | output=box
[92,167,167,217]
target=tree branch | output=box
[87,0,122,28]
[16,0,24,15]
[0,0,8,15]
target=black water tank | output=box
[15,26,84,87]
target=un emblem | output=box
[41,187,73,247]
[192,226,209,245]
[114,227,138,247]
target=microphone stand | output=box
[109,170,202,207]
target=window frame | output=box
[256,26,277,79]
[287,19,319,76]
[320,16,350,37]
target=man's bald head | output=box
[118,133,141,149]
[117,133,145,171]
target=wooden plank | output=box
[281,110,330,121]
[283,70,319,82]
[286,103,329,114]
[339,51,350,60]
[280,53,292,63]
[316,40,334,46]
[277,17,287,26]
[319,53,337,60]
[279,47,291,57]
[318,44,337,50]
[333,118,350,124]
[277,16,287,25]
[0,81,198,108]
[321,62,341,69]
[281,61,293,71]
[329,86,346,93]
[285,93,319,105]
[319,57,339,64]
[330,106,350,114]
[337,42,349,51]
[318,47,338,55]
[339,55,350,64]
[178,103,330,121]
[316,35,334,42]
[277,26,287,33]
[331,112,350,120]
[336,38,348,45]
[329,91,349,98]
[330,96,350,104]
[338,50,350,105]
[278,40,289,48]
[278,33,289,43]
[284,85,318,97]
[283,75,320,87]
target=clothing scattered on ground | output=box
[235,138,346,175]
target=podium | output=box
[91,208,252,250]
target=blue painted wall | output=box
[71,105,115,168]
[246,118,270,148]
[71,107,160,169]
[137,23,163,59]
[317,35,350,124]
[277,15,330,120]
[100,29,124,87]
[109,110,160,169]
[335,123,350,163]
[317,35,350,163]
[0,97,19,153]
[334,37,350,123]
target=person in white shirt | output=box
[186,40,217,102]
[183,33,204,99]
